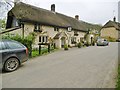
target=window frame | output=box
[34,24,42,32]
[39,36,48,43]
[68,26,72,32]
[54,27,59,32]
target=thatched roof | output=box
[54,32,62,39]
[53,32,68,39]
[8,2,101,32]
[80,21,102,31]
[102,20,120,30]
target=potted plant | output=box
[92,41,95,46]
[77,42,82,48]
[86,41,90,47]
[68,45,72,48]
[64,44,69,50]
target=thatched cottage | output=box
[101,17,120,41]
[4,2,101,48]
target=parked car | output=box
[116,39,120,42]
[0,39,28,72]
[97,38,109,46]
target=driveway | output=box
[2,42,118,88]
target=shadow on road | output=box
[1,64,25,74]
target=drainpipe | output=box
[21,23,24,38]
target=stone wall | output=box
[101,27,118,39]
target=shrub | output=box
[77,42,82,48]
[102,36,116,42]
[92,41,95,46]
[64,44,68,50]
[68,45,72,48]
[85,41,90,47]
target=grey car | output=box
[0,39,28,72]
[97,38,109,46]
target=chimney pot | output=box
[113,16,116,22]
[75,15,79,20]
[51,4,55,12]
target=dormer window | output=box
[34,24,42,32]
[74,31,79,36]
[68,26,72,32]
[54,27,59,32]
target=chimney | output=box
[51,4,55,12]
[75,15,79,20]
[14,0,20,5]
[113,16,116,22]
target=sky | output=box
[0,0,119,25]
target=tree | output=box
[0,18,6,30]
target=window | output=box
[39,36,41,42]
[46,37,48,42]
[54,27,59,32]
[80,37,84,43]
[74,31,78,36]
[0,42,6,50]
[68,27,72,32]
[38,24,40,30]
[34,24,42,32]
[71,37,76,44]
[7,41,23,49]
[34,24,37,31]
[42,36,45,42]
[39,36,48,43]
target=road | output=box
[2,42,118,88]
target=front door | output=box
[61,37,65,48]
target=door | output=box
[61,37,65,48]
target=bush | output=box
[85,41,91,47]
[77,42,82,48]
[102,36,116,42]
[92,41,95,46]
[64,44,68,50]
[68,45,72,48]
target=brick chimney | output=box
[75,15,79,20]
[113,16,116,22]
[51,4,55,12]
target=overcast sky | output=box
[0,0,119,25]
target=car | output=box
[116,39,120,42]
[97,38,109,46]
[0,39,28,72]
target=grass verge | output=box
[32,48,58,58]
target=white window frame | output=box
[68,27,72,32]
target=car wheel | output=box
[4,58,19,72]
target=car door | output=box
[5,41,26,62]
[0,41,9,69]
